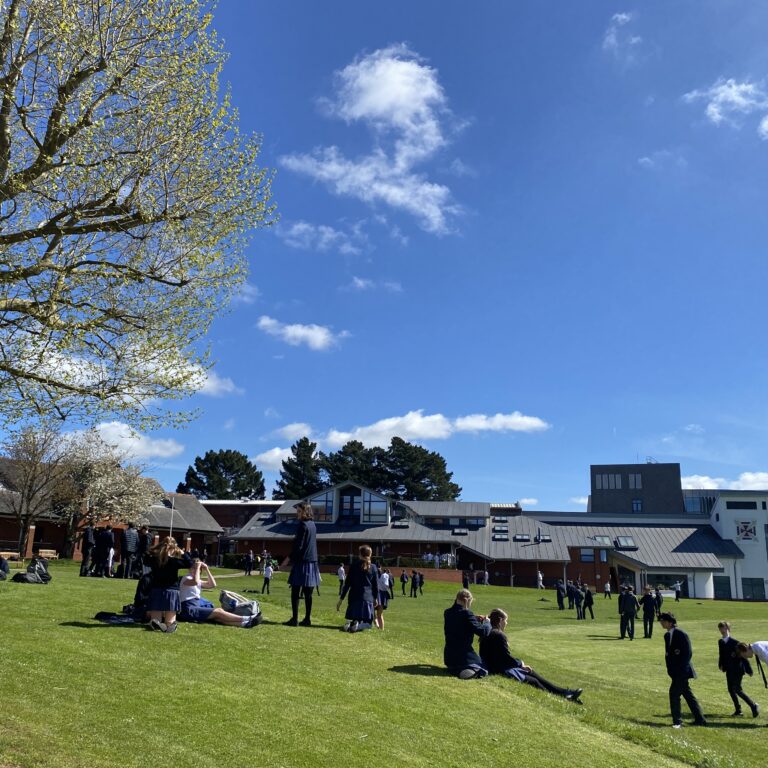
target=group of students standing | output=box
[555,579,595,619]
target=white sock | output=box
[240,617,250,626]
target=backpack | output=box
[12,571,44,583]
[28,557,52,583]
[219,589,261,617]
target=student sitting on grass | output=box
[479,608,583,702]
[179,559,261,628]
[443,588,490,679]
[144,536,191,633]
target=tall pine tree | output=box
[273,437,325,500]
[319,440,388,490]
[383,437,461,501]
[177,449,265,500]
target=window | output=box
[632,499,643,513]
[513,534,530,542]
[763,502,767,510]
[466,518,485,526]
[535,534,552,543]
[492,516,508,523]
[449,518,461,527]
[742,577,766,601]
[452,527,469,536]
[628,473,642,489]
[580,548,595,562]
[727,501,758,510]
[596,473,622,490]
[599,549,608,563]
[592,535,611,546]
[493,525,508,534]
[492,533,509,542]
[362,491,387,524]
[736,521,757,540]
[615,536,637,549]
[309,491,333,522]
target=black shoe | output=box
[693,719,708,727]
[283,618,298,626]
[565,688,583,702]
[163,622,178,634]
[298,617,312,627]
[732,710,743,717]
[752,703,760,718]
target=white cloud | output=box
[324,408,550,448]
[275,422,313,441]
[253,447,292,471]
[223,418,235,431]
[89,421,185,460]
[684,78,768,136]
[257,315,349,351]
[603,12,643,64]
[681,471,768,490]
[264,407,280,419]
[340,276,404,293]
[454,412,551,433]
[637,150,687,171]
[195,368,243,397]
[683,423,705,434]
[281,45,461,234]
[569,496,589,506]
[276,220,364,255]
[326,410,453,448]
[447,158,477,177]
[383,280,403,293]
[232,282,260,305]
[519,498,539,506]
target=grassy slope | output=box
[1,562,767,768]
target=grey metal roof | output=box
[146,493,223,534]
[402,501,491,518]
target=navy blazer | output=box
[339,559,379,604]
[443,603,491,670]
[290,519,318,564]
[665,627,696,679]
[479,629,523,674]
[719,636,753,676]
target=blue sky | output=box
[93,2,768,507]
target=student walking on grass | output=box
[337,544,379,632]
[659,612,707,728]
[718,622,759,718]
[282,502,320,627]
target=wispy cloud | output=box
[79,421,185,460]
[257,316,350,351]
[683,423,705,435]
[684,78,768,138]
[281,44,462,234]
[276,220,366,255]
[195,368,244,397]
[682,472,768,490]
[519,498,539,507]
[231,282,260,305]
[325,408,550,448]
[602,12,644,66]
[637,149,687,171]
[569,496,589,506]
[339,276,404,293]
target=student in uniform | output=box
[443,588,490,679]
[654,586,664,617]
[583,585,595,620]
[337,544,379,632]
[659,611,707,728]
[375,566,391,629]
[262,562,273,594]
[555,580,566,610]
[400,569,409,596]
[144,536,191,633]
[718,622,758,717]
[479,608,583,701]
[619,585,639,640]
[638,585,657,639]
[282,502,320,627]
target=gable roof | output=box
[146,493,223,534]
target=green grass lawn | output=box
[2,562,767,768]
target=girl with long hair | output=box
[337,544,379,632]
[144,536,190,633]
[283,502,320,626]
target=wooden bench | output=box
[37,549,59,560]
[0,551,25,568]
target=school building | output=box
[218,462,768,600]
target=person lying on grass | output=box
[479,608,583,702]
[179,559,261,628]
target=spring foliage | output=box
[0,0,274,427]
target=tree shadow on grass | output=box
[389,664,448,677]
[632,716,758,730]
[59,620,144,629]
[586,634,625,640]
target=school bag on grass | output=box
[219,589,261,617]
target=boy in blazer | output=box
[660,612,707,728]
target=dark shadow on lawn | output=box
[587,635,625,640]
[389,664,447,677]
[59,620,144,629]
[632,717,759,730]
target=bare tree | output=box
[0,0,275,427]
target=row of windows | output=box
[595,473,643,490]
[580,548,609,563]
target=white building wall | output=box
[692,571,713,599]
